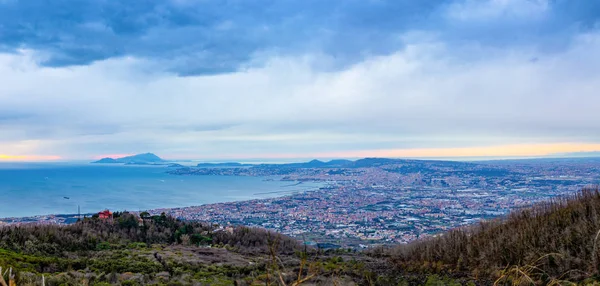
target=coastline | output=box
[0,162,326,218]
[0,179,327,225]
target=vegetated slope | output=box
[0,212,299,256]
[0,212,308,285]
[0,212,378,285]
[391,186,600,284]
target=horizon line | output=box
[2,143,600,163]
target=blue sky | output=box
[1,0,600,160]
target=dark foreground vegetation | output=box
[0,212,382,285]
[2,186,600,285]
[390,186,600,285]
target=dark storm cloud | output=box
[1,0,598,75]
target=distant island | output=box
[92,153,167,164]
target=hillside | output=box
[389,186,600,284]
[0,212,382,285]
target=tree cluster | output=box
[0,212,301,258]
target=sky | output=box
[1,0,600,161]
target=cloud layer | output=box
[1,0,600,160]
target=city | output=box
[160,157,600,248]
[3,157,599,249]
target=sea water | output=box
[0,163,323,218]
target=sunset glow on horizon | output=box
[160,143,600,161]
[0,154,62,161]
[3,142,600,162]
[336,143,600,159]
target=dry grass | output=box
[392,186,600,283]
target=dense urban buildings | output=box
[159,158,600,247]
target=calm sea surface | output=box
[0,163,323,218]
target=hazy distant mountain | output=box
[167,163,186,168]
[167,157,482,170]
[557,151,600,158]
[325,159,354,167]
[188,158,475,169]
[196,162,253,167]
[255,158,472,169]
[94,158,119,163]
[92,153,166,164]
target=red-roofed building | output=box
[98,210,113,219]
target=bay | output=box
[0,163,322,218]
